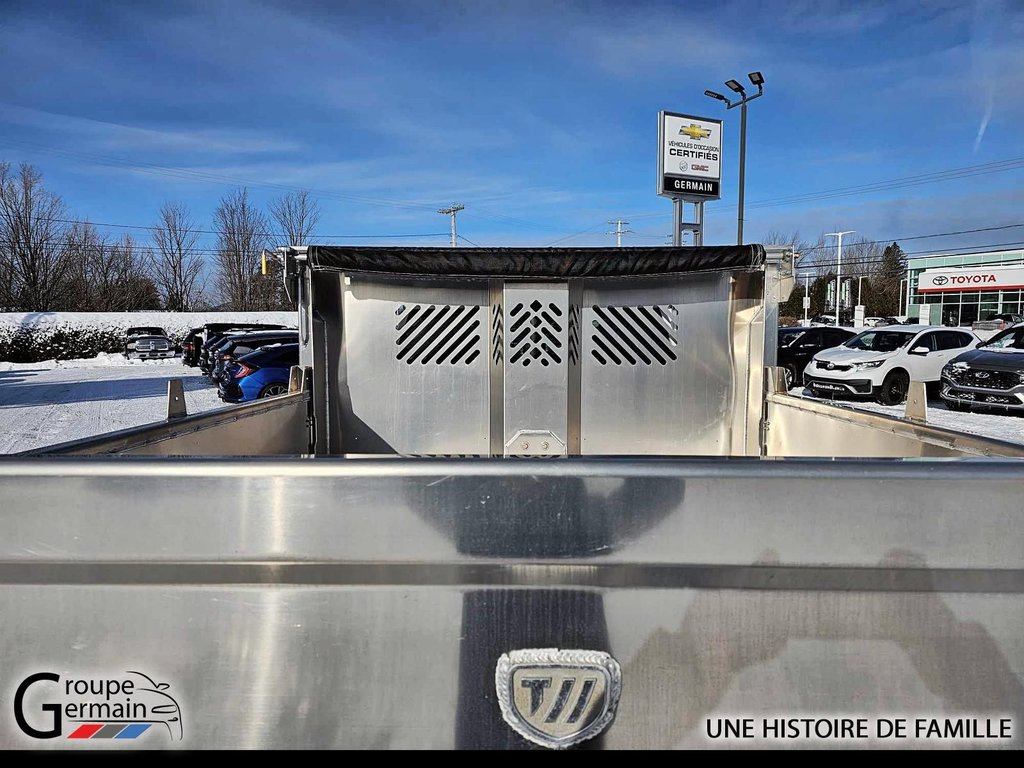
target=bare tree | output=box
[840,235,884,279]
[64,220,106,310]
[270,190,321,247]
[0,162,76,310]
[213,188,273,311]
[267,191,321,307]
[150,202,205,311]
[86,234,159,311]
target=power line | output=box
[797,239,1024,272]
[456,233,483,247]
[0,214,453,241]
[794,223,1024,254]
[582,155,1024,234]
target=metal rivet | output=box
[521,442,529,450]
[541,441,549,450]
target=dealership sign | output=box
[918,265,1024,292]
[658,111,722,199]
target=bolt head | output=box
[520,442,529,450]
[541,441,550,450]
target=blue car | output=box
[218,343,299,403]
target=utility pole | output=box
[607,219,632,247]
[803,274,810,325]
[438,203,464,247]
[825,230,855,326]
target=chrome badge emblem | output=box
[495,648,621,749]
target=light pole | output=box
[704,71,764,245]
[825,230,855,326]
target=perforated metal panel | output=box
[502,284,570,455]
[339,276,490,456]
[580,274,740,455]
[394,304,483,366]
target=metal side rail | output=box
[765,391,1024,458]
[23,368,315,457]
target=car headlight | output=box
[851,360,885,371]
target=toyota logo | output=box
[932,275,949,286]
[826,362,835,370]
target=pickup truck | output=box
[1,244,1021,750]
[123,325,171,358]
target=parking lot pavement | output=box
[789,387,1024,445]
[0,358,224,453]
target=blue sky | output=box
[0,0,1022,257]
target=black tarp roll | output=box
[304,245,766,279]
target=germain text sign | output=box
[658,111,723,200]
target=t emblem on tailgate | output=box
[495,648,621,749]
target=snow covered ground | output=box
[2,351,1022,454]
[788,387,1024,445]
[0,355,225,453]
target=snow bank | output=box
[0,311,297,363]
[0,311,296,337]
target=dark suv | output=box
[778,326,857,389]
[198,323,291,374]
[209,330,299,384]
[941,324,1024,411]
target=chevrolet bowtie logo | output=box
[680,123,711,139]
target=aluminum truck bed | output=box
[3,245,1022,749]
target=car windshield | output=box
[779,330,805,347]
[980,328,1024,350]
[843,330,916,352]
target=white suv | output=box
[802,325,978,405]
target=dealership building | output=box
[907,248,1024,326]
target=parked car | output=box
[198,323,292,373]
[777,326,856,390]
[129,334,175,360]
[941,323,1024,412]
[180,327,204,367]
[808,313,853,327]
[974,312,1023,331]
[124,326,168,357]
[218,343,300,403]
[802,325,978,405]
[863,316,898,328]
[209,330,299,385]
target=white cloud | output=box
[0,104,297,156]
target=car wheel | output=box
[877,370,910,406]
[783,364,798,391]
[259,383,289,398]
